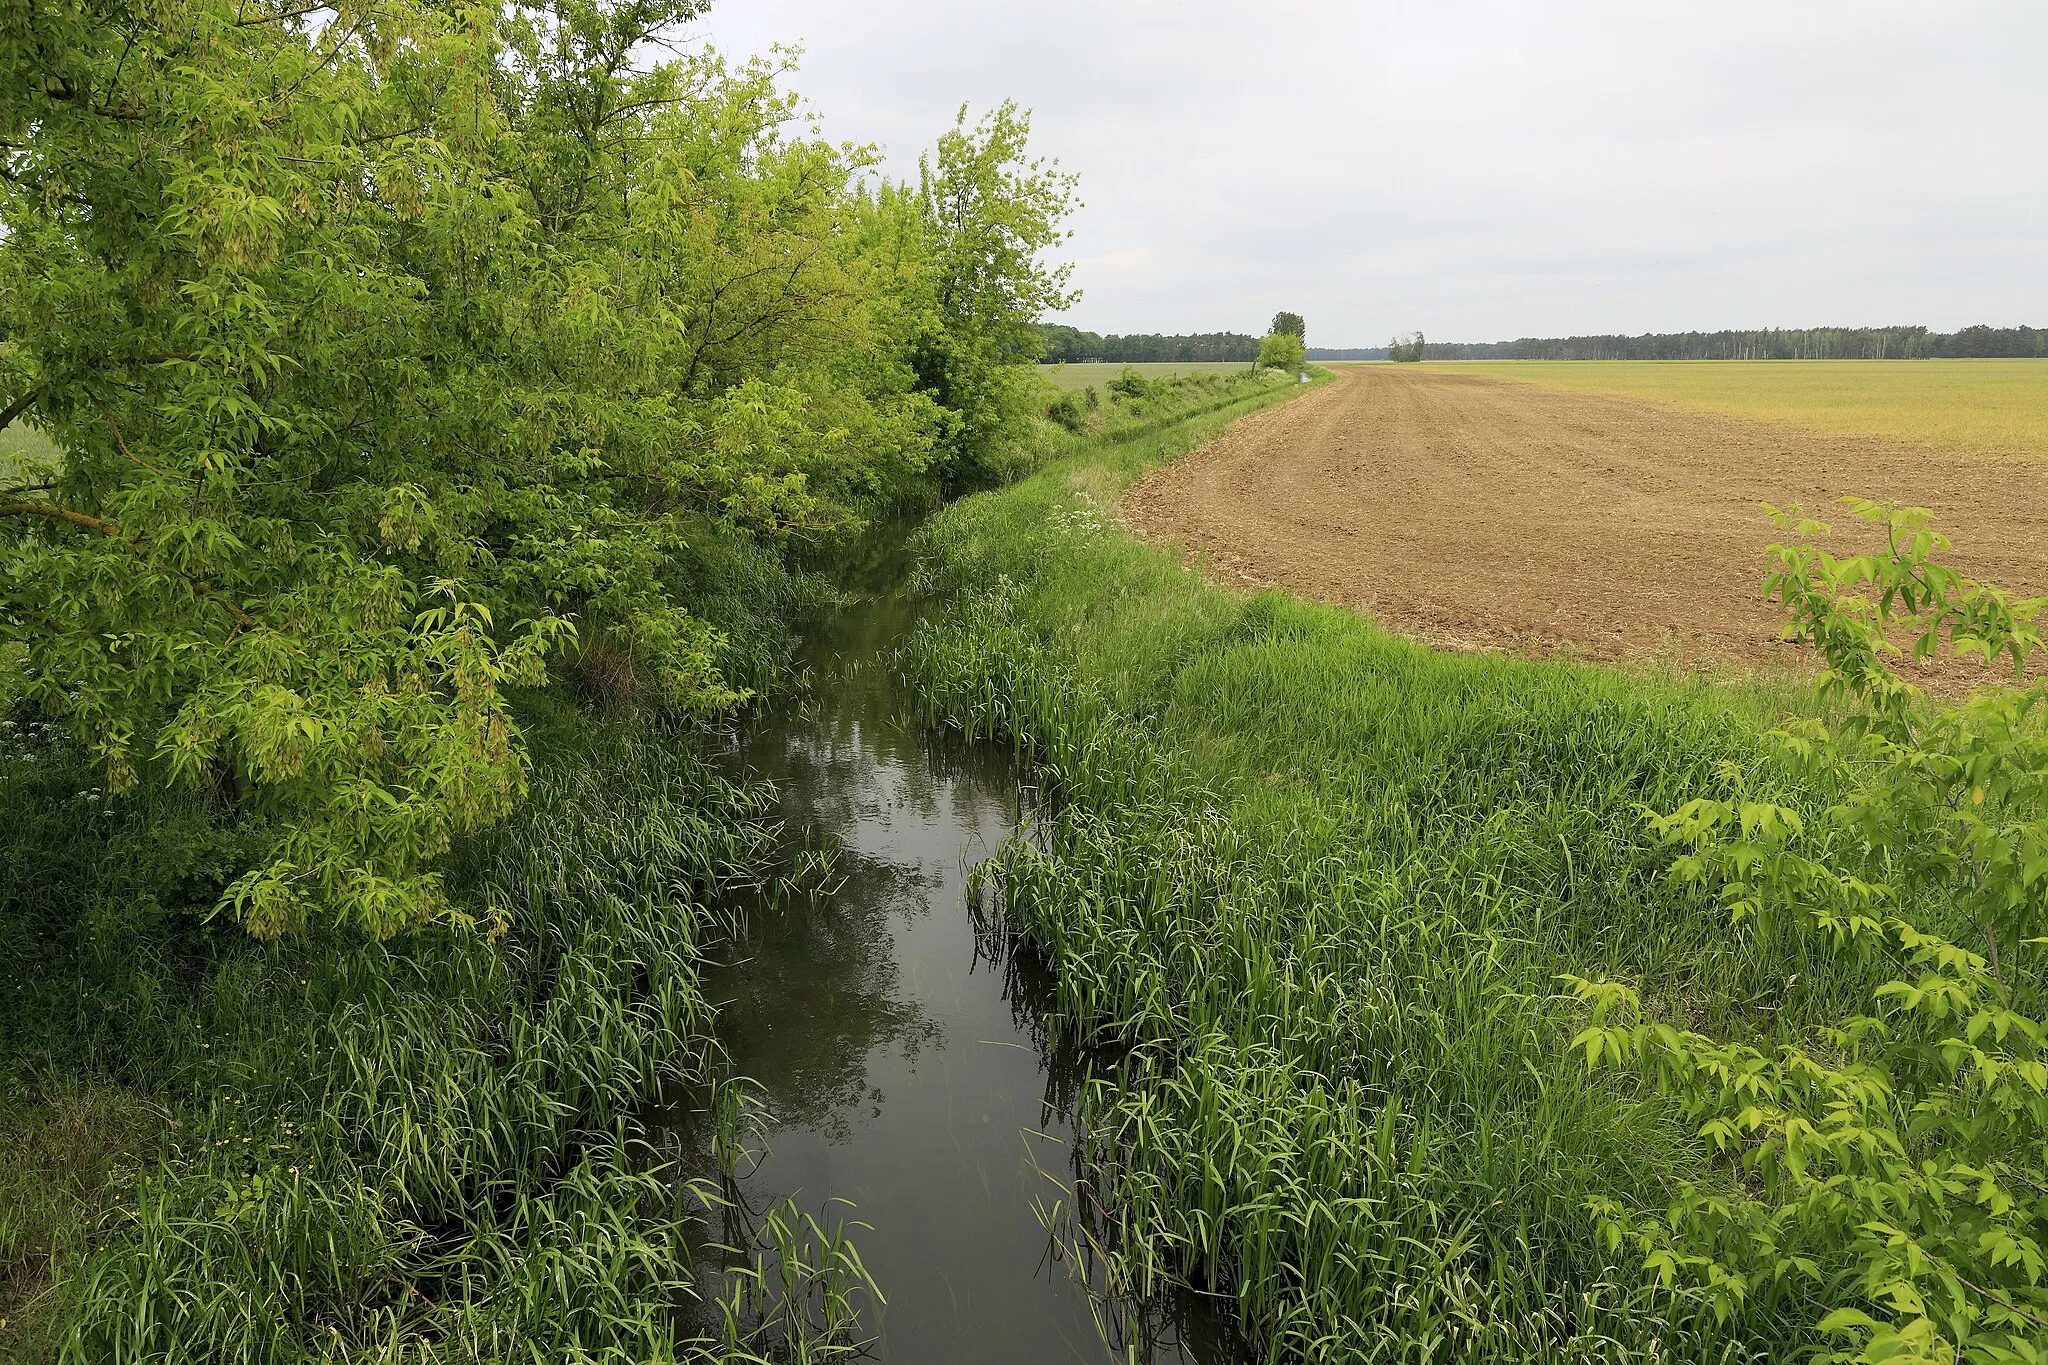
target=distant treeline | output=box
[1052,325,2048,365]
[1039,325,1260,363]
[1413,325,2048,361]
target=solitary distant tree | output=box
[1257,331,1307,373]
[1270,311,1306,341]
[1389,331,1426,363]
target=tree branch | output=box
[237,2,335,25]
[1954,1269,2048,1332]
[272,16,367,103]
[0,385,40,430]
[0,501,120,537]
[99,402,179,480]
[1,502,258,630]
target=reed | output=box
[3,725,876,1362]
[0,370,1305,1363]
[902,394,1867,1360]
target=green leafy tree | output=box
[891,101,1080,492]
[1269,311,1305,341]
[1,1,1068,939]
[3,0,577,939]
[1257,332,1306,373]
[1565,501,2048,1364]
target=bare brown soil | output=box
[1121,366,2048,673]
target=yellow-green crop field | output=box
[1438,358,2048,458]
[1038,360,1256,391]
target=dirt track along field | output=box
[1120,365,2048,670]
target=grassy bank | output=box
[0,717,877,1362]
[0,372,1311,1364]
[901,393,1864,1359]
[1033,366,1305,458]
[1039,361,1264,392]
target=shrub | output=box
[1566,500,2048,1364]
[1106,367,1157,400]
[1047,391,1090,433]
[1256,332,1306,373]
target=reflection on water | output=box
[692,596,1238,1362]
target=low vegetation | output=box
[1044,367,1293,438]
[1,0,1070,1358]
[1569,502,2048,1363]
[2,717,880,1359]
[1040,361,1263,392]
[1452,359,2048,458]
[903,389,2046,1360]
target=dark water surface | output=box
[697,595,1234,1362]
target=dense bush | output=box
[1569,502,2048,1364]
[0,0,1073,939]
[1046,385,1100,433]
[1255,332,1306,373]
[0,716,881,1360]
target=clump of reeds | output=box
[28,728,875,1363]
[901,439,1869,1362]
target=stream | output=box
[692,591,1241,1362]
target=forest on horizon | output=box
[1039,323,2048,364]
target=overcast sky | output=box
[696,1,2048,347]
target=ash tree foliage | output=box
[0,0,1075,939]
[1567,501,2048,1364]
[897,100,1080,492]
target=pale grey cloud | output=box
[698,1,2048,346]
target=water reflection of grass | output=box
[705,853,945,1144]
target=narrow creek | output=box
[691,589,1242,1361]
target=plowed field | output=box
[1120,365,2048,670]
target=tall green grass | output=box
[6,361,1245,1363]
[1040,362,1267,392]
[1,722,874,1362]
[901,400,1866,1359]
[1039,365,1299,447]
